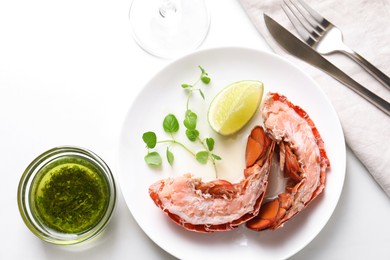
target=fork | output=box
[281,0,390,91]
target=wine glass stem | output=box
[159,0,177,18]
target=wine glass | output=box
[129,0,210,59]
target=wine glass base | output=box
[129,0,210,59]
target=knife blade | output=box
[263,14,390,116]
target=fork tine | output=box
[288,0,325,34]
[281,0,318,46]
[296,0,331,29]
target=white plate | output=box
[118,47,346,260]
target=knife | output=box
[263,14,390,116]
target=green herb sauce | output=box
[32,156,109,234]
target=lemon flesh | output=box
[208,80,263,136]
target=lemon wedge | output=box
[208,80,263,136]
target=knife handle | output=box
[344,50,390,91]
[331,67,390,116]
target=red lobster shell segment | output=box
[149,127,275,233]
[246,92,330,231]
[269,92,330,165]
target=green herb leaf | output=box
[196,151,209,164]
[201,75,211,84]
[183,109,197,130]
[181,84,192,89]
[198,89,205,100]
[186,129,199,141]
[206,137,215,151]
[211,154,222,160]
[144,152,162,166]
[166,147,174,166]
[142,131,157,148]
[163,114,179,133]
[199,66,211,84]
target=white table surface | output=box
[1,0,389,259]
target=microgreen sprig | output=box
[142,66,221,176]
[181,66,221,172]
[181,66,211,110]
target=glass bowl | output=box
[18,146,116,245]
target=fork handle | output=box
[344,49,390,91]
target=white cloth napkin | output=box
[238,0,390,197]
